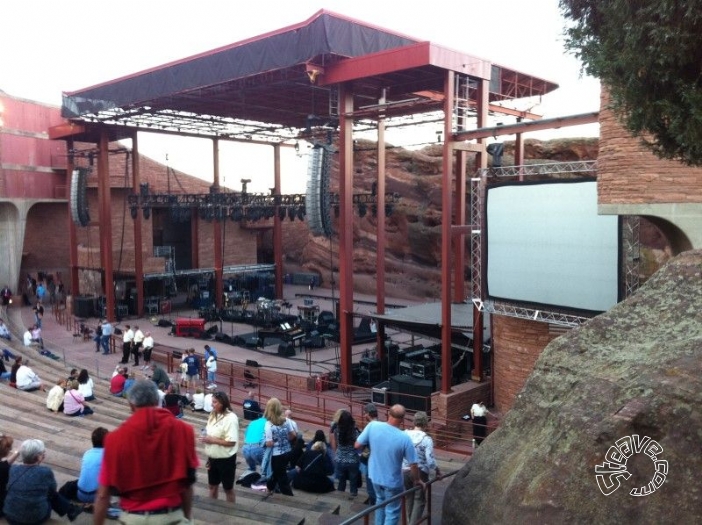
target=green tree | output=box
[560,0,702,165]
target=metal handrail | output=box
[338,469,459,525]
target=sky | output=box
[1,0,600,192]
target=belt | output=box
[124,506,181,516]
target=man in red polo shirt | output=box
[93,379,198,524]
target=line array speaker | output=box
[305,144,333,237]
[70,167,91,227]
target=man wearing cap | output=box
[355,404,418,525]
[360,403,378,505]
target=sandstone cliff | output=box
[443,250,702,524]
[280,137,669,301]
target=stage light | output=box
[278,207,287,220]
[296,206,305,220]
[130,206,138,220]
[358,203,367,218]
[288,206,296,221]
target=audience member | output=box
[93,380,198,523]
[0,285,12,316]
[243,391,262,420]
[402,412,441,525]
[183,349,200,391]
[206,351,217,390]
[157,383,167,407]
[191,388,206,412]
[263,397,296,497]
[150,363,171,389]
[23,326,39,348]
[332,410,360,499]
[122,372,136,398]
[77,369,95,401]
[64,380,94,417]
[16,359,45,392]
[120,324,133,365]
[355,404,419,525]
[285,409,300,436]
[360,403,378,505]
[141,332,154,370]
[203,392,214,413]
[31,325,44,349]
[68,368,79,382]
[0,434,19,517]
[77,427,109,504]
[46,378,67,412]
[32,301,44,329]
[304,430,335,475]
[292,441,335,493]
[3,439,85,523]
[0,320,11,341]
[0,359,10,381]
[242,412,266,474]
[9,357,22,387]
[109,367,128,396]
[202,391,239,503]
[164,384,187,418]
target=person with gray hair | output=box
[402,411,441,525]
[3,439,86,522]
[93,379,199,524]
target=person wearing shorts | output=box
[201,391,239,503]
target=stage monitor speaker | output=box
[389,375,433,412]
[372,380,390,406]
[278,342,295,357]
[246,359,260,368]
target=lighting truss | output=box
[477,160,597,178]
[484,300,590,327]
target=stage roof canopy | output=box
[56,10,558,144]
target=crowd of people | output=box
[0,277,454,525]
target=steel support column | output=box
[98,131,115,321]
[273,144,284,299]
[212,139,223,308]
[338,85,355,388]
[376,91,387,378]
[440,70,455,394]
[131,133,144,316]
[67,139,79,296]
[472,78,489,382]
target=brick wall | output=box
[492,315,561,412]
[598,90,702,204]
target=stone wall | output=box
[598,90,702,204]
[492,315,562,412]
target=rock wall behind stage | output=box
[442,250,702,524]
[278,137,601,303]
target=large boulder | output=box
[443,250,702,524]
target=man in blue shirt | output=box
[78,427,108,503]
[100,320,113,355]
[355,404,419,525]
[183,349,200,390]
[204,344,217,360]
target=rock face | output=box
[282,138,601,301]
[443,250,702,524]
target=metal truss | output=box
[484,300,590,327]
[144,263,275,281]
[469,159,639,329]
[477,160,598,178]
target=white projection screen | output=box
[486,179,620,314]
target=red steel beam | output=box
[454,112,599,141]
[338,85,355,388]
[273,144,284,299]
[132,132,144,317]
[440,70,455,394]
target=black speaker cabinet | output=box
[278,342,295,357]
[73,295,96,318]
[389,375,433,412]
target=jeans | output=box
[374,484,404,525]
[335,461,359,496]
[403,469,429,525]
[242,443,265,471]
[100,335,110,353]
[359,461,376,504]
